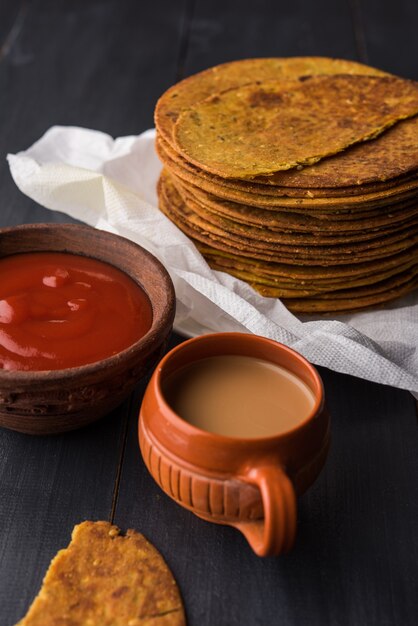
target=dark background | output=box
[0,1,417,625]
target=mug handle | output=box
[234,465,297,557]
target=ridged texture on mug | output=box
[140,423,263,521]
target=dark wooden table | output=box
[1,1,417,624]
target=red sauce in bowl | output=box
[0,252,153,371]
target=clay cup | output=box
[139,333,330,556]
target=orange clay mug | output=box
[138,333,330,557]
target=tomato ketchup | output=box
[0,252,153,371]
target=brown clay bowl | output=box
[0,223,176,435]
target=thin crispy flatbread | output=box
[15,521,185,626]
[155,56,388,148]
[199,245,418,280]
[207,254,416,291]
[159,172,418,265]
[167,163,418,211]
[256,117,418,188]
[155,57,418,312]
[173,75,418,179]
[167,171,418,234]
[182,190,418,247]
[157,133,418,198]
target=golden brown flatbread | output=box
[15,521,185,626]
[159,171,418,264]
[279,272,418,313]
[182,190,418,247]
[255,117,418,188]
[260,269,417,302]
[155,56,388,147]
[207,253,416,292]
[196,242,418,284]
[200,245,418,281]
[174,193,418,256]
[157,133,418,198]
[166,157,418,214]
[167,171,418,238]
[158,174,418,311]
[173,75,418,179]
[155,57,418,313]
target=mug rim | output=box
[152,332,324,444]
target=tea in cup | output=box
[139,333,330,556]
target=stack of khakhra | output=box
[155,57,418,313]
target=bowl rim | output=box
[0,222,176,380]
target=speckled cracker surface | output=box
[156,133,418,199]
[155,56,387,147]
[173,75,418,179]
[15,521,185,626]
[155,56,418,313]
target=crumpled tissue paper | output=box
[7,126,418,396]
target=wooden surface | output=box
[0,1,417,624]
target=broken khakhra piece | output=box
[15,520,185,626]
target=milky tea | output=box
[163,355,316,439]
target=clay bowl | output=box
[0,223,175,435]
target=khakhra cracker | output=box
[15,521,186,626]
[154,57,418,313]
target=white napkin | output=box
[7,126,418,395]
